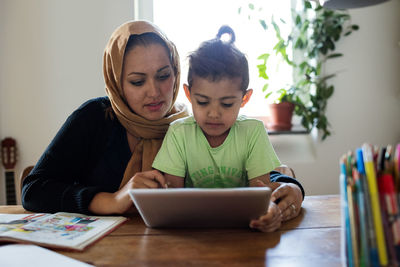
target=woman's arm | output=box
[89,170,168,214]
[269,165,304,221]
[22,98,117,214]
[248,164,305,231]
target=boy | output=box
[152,26,284,231]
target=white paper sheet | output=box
[0,244,94,267]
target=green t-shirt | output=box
[152,115,281,188]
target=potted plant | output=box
[256,51,300,132]
[240,1,359,139]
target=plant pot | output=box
[267,102,294,131]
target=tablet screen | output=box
[128,187,271,228]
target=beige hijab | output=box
[103,20,188,188]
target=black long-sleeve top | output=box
[22,97,304,214]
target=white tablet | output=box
[128,187,271,228]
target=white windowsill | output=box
[251,116,317,163]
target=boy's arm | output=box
[164,173,185,188]
[249,173,271,187]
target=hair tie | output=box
[216,25,235,44]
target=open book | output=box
[0,212,127,251]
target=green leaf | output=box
[248,3,254,10]
[325,86,334,98]
[277,88,288,102]
[336,14,350,20]
[264,92,272,99]
[326,38,335,50]
[295,15,301,26]
[259,19,268,30]
[301,20,309,33]
[257,53,270,61]
[320,74,336,82]
[271,19,281,36]
[257,64,268,80]
[262,83,269,92]
[299,61,308,72]
[277,88,287,95]
[294,38,303,49]
[304,1,312,9]
[327,53,343,59]
[352,25,359,30]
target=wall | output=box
[0,0,133,204]
[0,0,399,205]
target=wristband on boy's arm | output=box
[269,171,305,199]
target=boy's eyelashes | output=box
[222,103,233,108]
[196,101,208,106]
[195,100,234,108]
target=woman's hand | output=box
[130,170,167,189]
[249,201,282,232]
[89,170,166,215]
[270,182,303,221]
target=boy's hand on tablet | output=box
[249,201,282,232]
[249,180,282,232]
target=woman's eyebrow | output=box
[157,65,171,73]
[127,65,170,77]
[127,71,145,77]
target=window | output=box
[153,0,294,116]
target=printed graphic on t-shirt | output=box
[188,165,247,187]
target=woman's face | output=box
[121,43,175,121]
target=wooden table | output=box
[0,195,342,266]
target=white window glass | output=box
[153,0,293,116]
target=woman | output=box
[21,21,303,230]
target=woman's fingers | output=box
[270,182,287,202]
[280,202,299,221]
[132,170,166,188]
[271,183,302,221]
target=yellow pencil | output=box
[363,144,388,265]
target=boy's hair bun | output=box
[187,24,249,93]
[216,25,235,44]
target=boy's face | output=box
[184,76,252,139]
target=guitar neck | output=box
[5,170,16,205]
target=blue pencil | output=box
[357,148,379,266]
[341,155,354,266]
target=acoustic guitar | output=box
[1,137,17,205]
